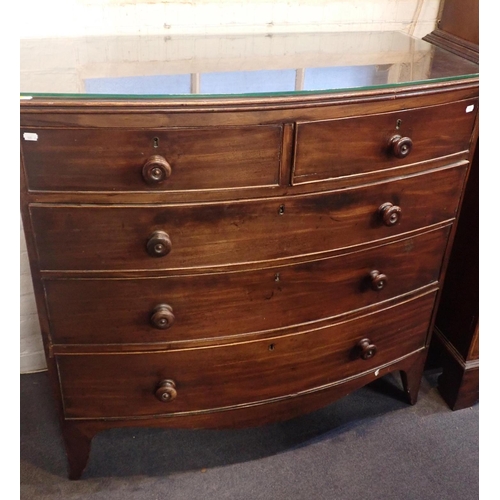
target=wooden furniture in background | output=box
[433,145,478,410]
[424,0,479,410]
[423,0,479,63]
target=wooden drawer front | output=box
[46,227,449,345]
[31,165,465,271]
[293,99,477,184]
[57,292,435,418]
[21,125,282,192]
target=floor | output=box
[20,369,479,500]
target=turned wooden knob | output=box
[146,231,172,257]
[155,379,177,402]
[370,270,388,291]
[150,304,175,329]
[378,202,402,226]
[389,135,413,158]
[356,339,378,360]
[142,155,172,185]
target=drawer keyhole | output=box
[153,137,159,148]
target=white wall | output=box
[20,219,46,373]
[20,0,440,39]
[20,0,440,373]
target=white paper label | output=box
[23,132,38,141]
[466,104,475,113]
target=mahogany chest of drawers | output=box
[20,32,479,479]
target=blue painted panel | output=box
[85,74,191,95]
[200,69,296,94]
[304,66,377,91]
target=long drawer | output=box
[31,165,466,271]
[57,291,436,419]
[45,226,449,345]
[293,98,477,184]
[21,125,283,192]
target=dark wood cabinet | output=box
[424,0,478,63]
[424,0,479,410]
[20,31,479,478]
[432,144,479,410]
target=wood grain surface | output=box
[57,292,436,419]
[21,125,282,192]
[30,165,465,272]
[293,98,477,184]
[45,226,449,345]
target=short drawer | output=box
[31,164,466,271]
[57,291,436,419]
[21,125,282,192]
[45,226,449,345]
[293,98,477,184]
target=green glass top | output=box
[20,31,479,100]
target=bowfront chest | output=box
[20,31,479,479]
